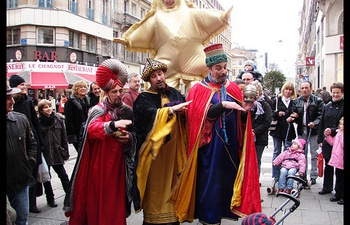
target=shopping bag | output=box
[317,148,324,177]
[37,153,51,183]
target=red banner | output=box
[306,57,315,66]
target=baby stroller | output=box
[267,130,310,195]
[243,175,307,225]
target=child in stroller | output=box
[272,139,307,194]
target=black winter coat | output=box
[39,113,70,166]
[317,99,344,159]
[64,94,89,144]
[269,96,296,141]
[251,96,272,146]
[13,94,44,164]
[7,111,37,197]
[293,94,324,136]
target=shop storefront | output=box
[6,61,97,101]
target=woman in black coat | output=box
[269,82,297,180]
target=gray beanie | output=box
[245,60,255,68]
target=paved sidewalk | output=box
[29,139,344,225]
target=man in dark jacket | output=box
[289,80,324,186]
[9,74,53,212]
[7,84,37,225]
[317,82,343,197]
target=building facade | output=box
[296,0,343,90]
[7,0,232,95]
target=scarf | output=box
[208,74,228,143]
[39,113,55,126]
[102,97,124,121]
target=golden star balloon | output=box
[114,0,232,91]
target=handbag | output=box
[269,97,279,131]
[37,153,51,183]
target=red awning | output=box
[74,73,96,83]
[30,72,69,89]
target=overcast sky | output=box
[218,0,304,77]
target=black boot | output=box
[29,184,41,213]
[44,181,58,207]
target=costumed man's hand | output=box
[242,100,255,111]
[170,100,193,114]
[222,101,247,112]
[112,119,132,144]
[113,37,128,45]
[113,130,131,145]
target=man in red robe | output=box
[171,44,262,224]
[63,59,137,225]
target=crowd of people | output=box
[6,43,343,225]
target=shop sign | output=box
[305,57,315,66]
[34,50,58,61]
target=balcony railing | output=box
[114,12,140,29]
[87,8,94,20]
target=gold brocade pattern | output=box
[136,98,188,224]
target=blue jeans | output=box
[299,127,318,180]
[278,167,298,190]
[9,186,29,225]
[272,137,292,178]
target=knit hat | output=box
[95,59,128,92]
[6,85,21,95]
[293,139,306,149]
[245,60,255,68]
[141,58,167,82]
[9,74,25,88]
[204,43,228,67]
[241,213,275,225]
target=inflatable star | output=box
[114,0,232,91]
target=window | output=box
[69,30,80,49]
[87,0,94,20]
[70,0,78,14]
[37,27,54,45]
[7,27,20,45]
[86,36,96,52]
[101,39,108,56]
[38,0,52,8]
[7,0,18,8]
[141,8,145,18]
[131,3,136,16]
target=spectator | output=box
[38,99,70,203]
[233,78,246,92]
[241,71,255,85]
[317,82,344,196]
[273,138,307,194]
[236,60,263,83]
[58,94,67,115]
[121,72,141,108]
[87,81,101,109]
[63,59,137,224]
[271,81,297,180]
[171,44,261,224]
[325,117,343,205]
[133,58,191,224]
[7,84,37,225]
[64,80,90,152]
[321,86,331,104]
[9,74,45,213]
[289,80,324,187]
[241,71,273,108]
[250,80,273,179]
[48,94,56,112]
